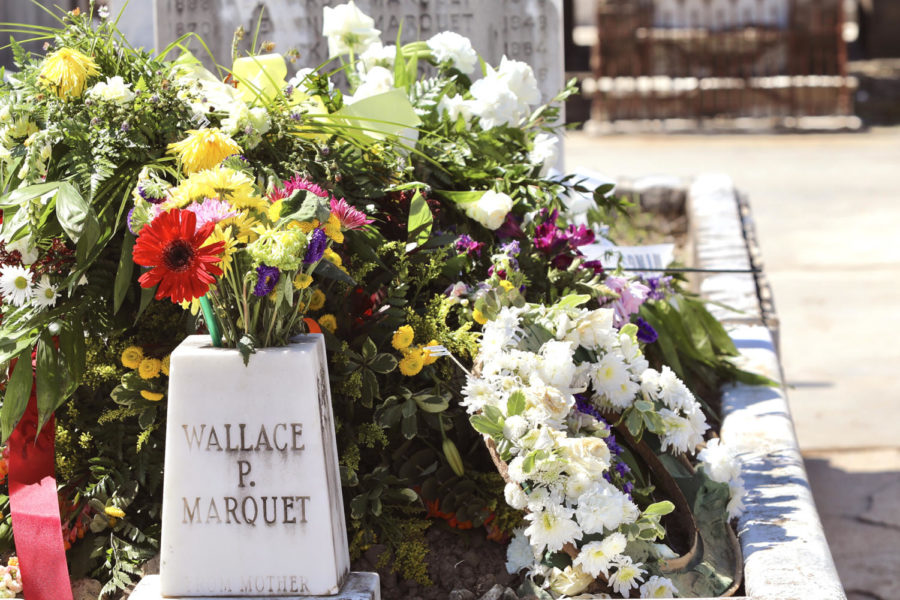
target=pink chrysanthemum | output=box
[270,175,330,202]
[330,197,374,230]
[185,198,239,230]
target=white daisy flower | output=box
[32,276,58,310]
[0,265,34,307]
[639,575,679,598]
[573,531,627,577]
[523,503,582,554]
[608,556,646,596]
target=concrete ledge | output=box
[128,572,380,600]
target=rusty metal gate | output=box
[588,0,854,123]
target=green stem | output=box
[199,296,223,348]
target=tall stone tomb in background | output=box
[151,0,564,110]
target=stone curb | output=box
[689,174,847,600]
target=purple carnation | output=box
[253,264,280,296]
[304,228,327,264]
[635,316,658,344]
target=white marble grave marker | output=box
[158,335,350,597]
[152,0,565,107]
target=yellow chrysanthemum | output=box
[392,325,415,350]
[38,47,100,99]
[104,506,126,519]
[308,289,326,311]
[161,356,171,377]
[203,224,239,272]
[167,173,211,208]
[140,390,165,402]
[473,308,487,325]
[323,248,342,267]
[195,166,267,212]
[399,349,425,377]
[499,279,514,292]
[422,340,440,365]
[318,314,337,334]
[293,273,313,289]
[167,128,242,174]
[121,346,143,370]
[323,214,344,243]
[138,358,162,380]
[292,220,319,234]
[219,212,261,243]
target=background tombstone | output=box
[151,0,565,109]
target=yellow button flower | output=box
[422,340,440,365]
[318,314,337,334]
[308,289,326,311]
[399,348,425,376]
[294,273,313,290]
[121,346,143,370]
[138,358,162,379]
[38,47,100,99]
[392,325,414,350]
[167,128,242,174]
[161,356,171,377]
[140,390,165,402]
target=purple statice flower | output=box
[330,197,373,230]
[566,224,595,247]
[635,316,658,344]
[253,264,280,296]
[574,394,606,423]
[605,276,651,328]
[623,481,635,498]
[605,433,623,456]
[304,228,327,264]
[185,198,238,230]
[137,183,166,205]
[615,461,631,477]
[644,275,674,301]
[455,234,484,257]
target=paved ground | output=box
[565,127,900,600]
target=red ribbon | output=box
[7,382,73,600]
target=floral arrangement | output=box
[0,2,758,598]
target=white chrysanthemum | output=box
[483,306,523,349]
[525,383,574,427]
[565,472,600,503]
[468,75,520,129]
[507,456,527,484]
[641,368,661,400]
[322,1,381,58]
[727,478,746,519]
[0,265,34,307]
[686,406,710,446]
[639,575,679,598]
[608,556,646,596]
[32,276,58,310]
[348,66,394,103]
[503,415,529,441]
[697,438,742,484]
[88,75,135,104]
[504,482,528,510]
[524,484,564,512]
[460,376,495,414]
[573,308,616,350]
[529,133,559,177]
[357,42,396,75]
[537,340,577,390]
[506,528,537,573]
[496,56,541,109]
[427,31,478,74]
[658,365,695,412]
[591,352,638,409]
[573,531,627,577]
[523,503,582,554]
[658,409,695,454]
[575,488,640,534]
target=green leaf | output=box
[469,415,503,437]
[361,338,376,361]
[35,331,62,431]
[406,190,432,251]
[75,210,102,264]
[113,234,136,314]
[507,390,526,416]
[314,259,356,285]
[349,494,368,519]
[55,182,91,243]
[483,404,503,424]
[413,393,449,413]
[643,500,675,516]
[555,294,591,309]
[634,400,653,412]
[2,349,34,441]
[367,353,397,374]
[625,409,644,438]
[279,190,329,224]
[237,335,257,366]
[401,412,417,439]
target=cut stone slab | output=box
[128,572,380,600]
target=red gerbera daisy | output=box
[132,208,225,304]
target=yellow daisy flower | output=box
[392,325,414,350]
[293,273,313,290]
[318,314,337,334]
[38,48,100,99]
[219,212,261,243]
[121,346,143,370]
[138,358,162,380]
[140,390,165,402]
[308,289,326,311]
[167,128,242,174]
[399,348,425,376]
[422,340,440,365]
[203,224,238,273]
[194,166,267,212]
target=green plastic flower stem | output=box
[199,295,223,348]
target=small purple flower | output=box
[304,228,327,264]
[615,461,631,477]
[500,240,521,256]
[253,264,280,296]
[644,275,674,301]
[606,433,623,456]
[566,224,595,247]
[635,317,658,344]
[455,234,484,257]
[583,259,605,275]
